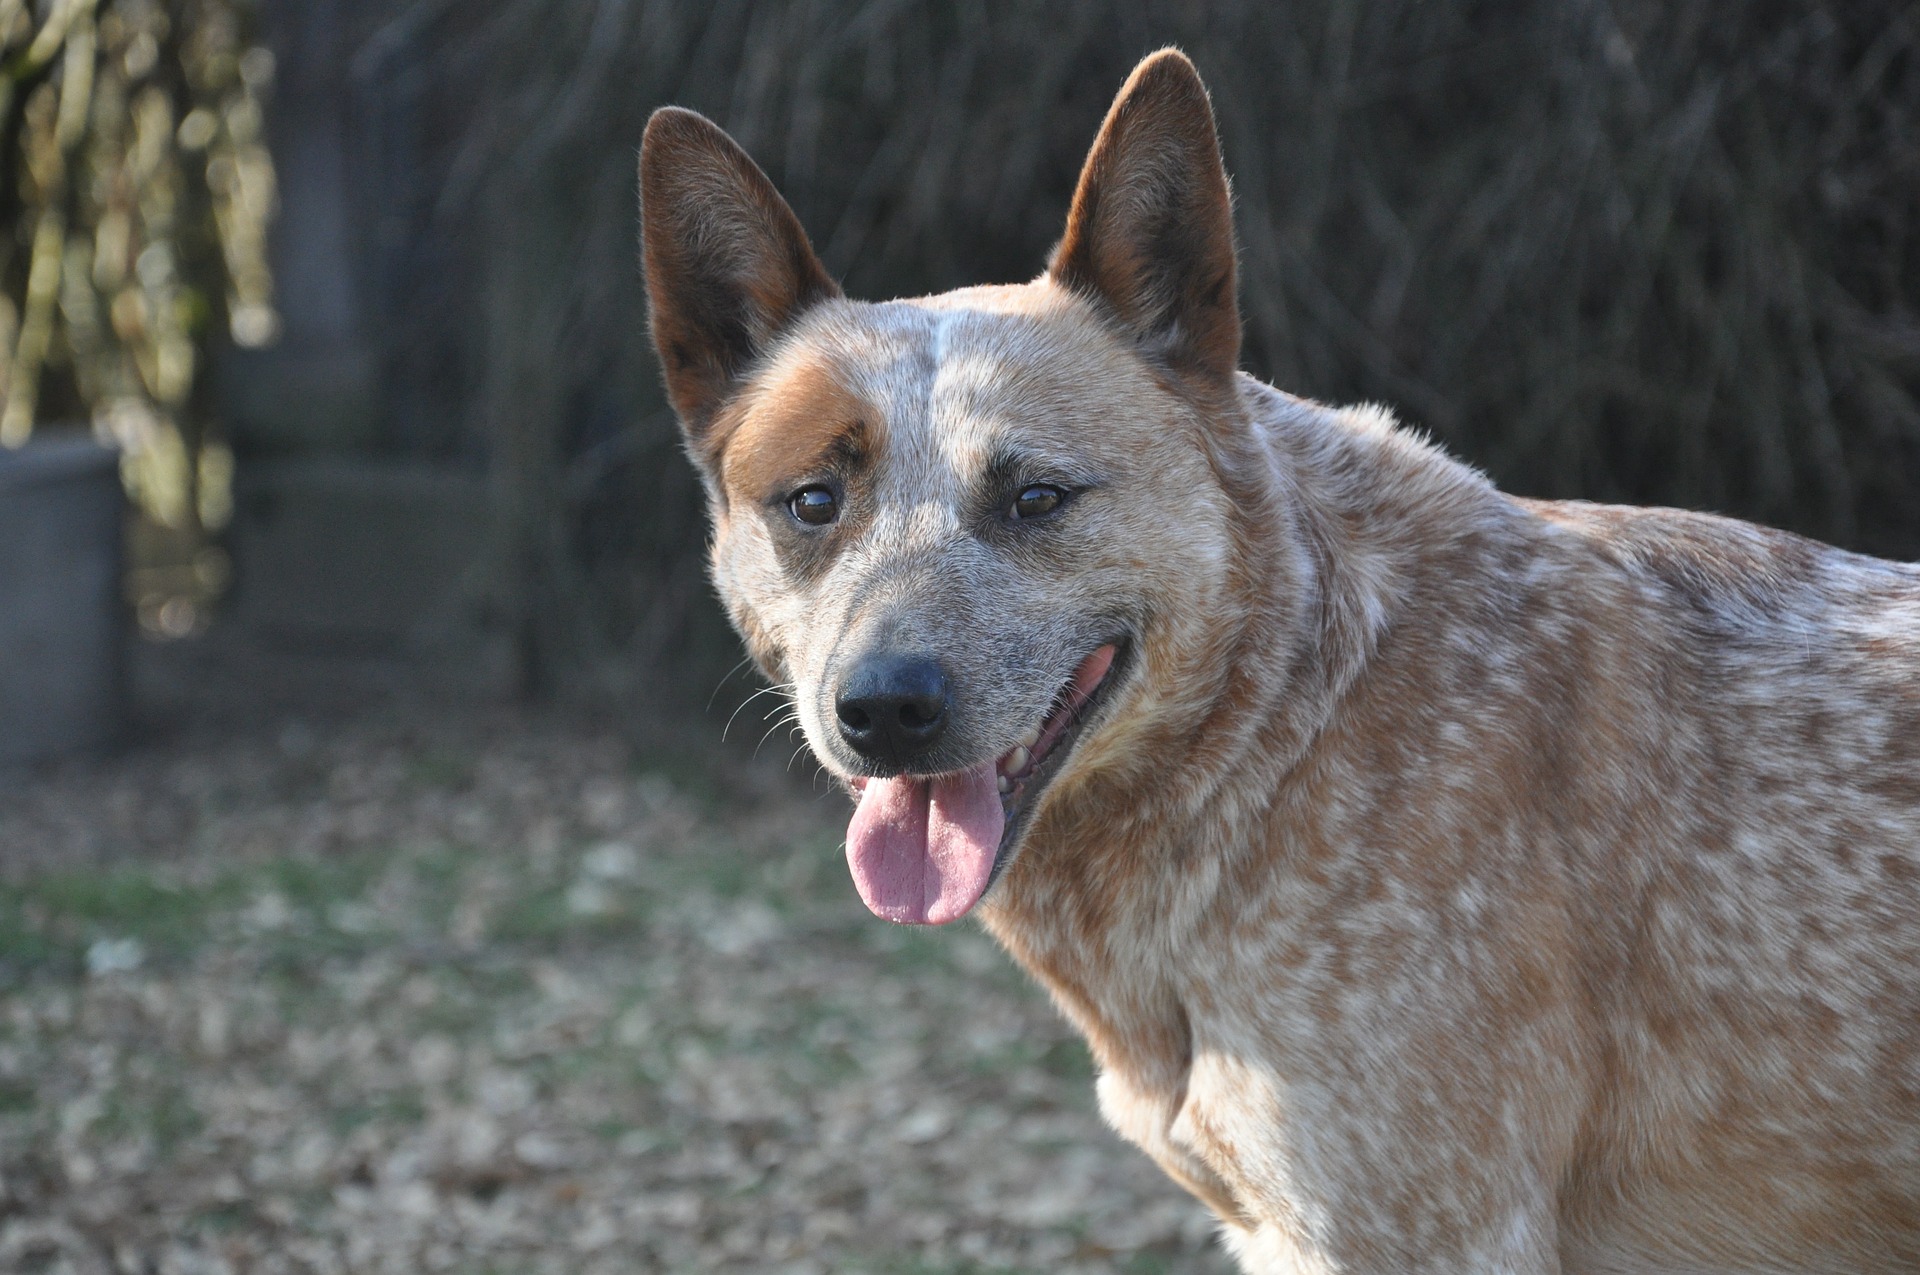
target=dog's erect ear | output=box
[1048,49,1239,384]
[640,107,840,445]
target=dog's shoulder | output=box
[1239,377,1496,523]
[1512,499,1920,853]
[1520,497,1920,648]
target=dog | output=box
[639,48,1920,1273]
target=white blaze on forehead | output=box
[926,311,1031,479]
[792,301,1005,537]
[896,307,977,520]
[903,302,1125,480]
[798,287,1126,467]
[795,301,964,528]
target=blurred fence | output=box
[350,0,1915,698]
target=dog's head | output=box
[640,51,1251,924]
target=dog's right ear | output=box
[640,107,840,454]
[1048,49,1239,387]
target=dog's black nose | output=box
[836,653,950,764]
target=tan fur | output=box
[640,49,1920,1273]
[717,359,878,506]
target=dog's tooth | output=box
[997,773,1012,794]
[1007,745,1031,774]
[1018,726,1041,749]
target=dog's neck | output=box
[978,373,1505,1079]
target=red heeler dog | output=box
[639,47,1920,1273]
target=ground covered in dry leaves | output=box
[0,692,1229,1274]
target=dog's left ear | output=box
[640,107,841,448]
[1049,49,1239,385]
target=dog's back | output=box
[1181,380,1920,1270]
[1526,498,1920,1269]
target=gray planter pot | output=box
[0,437,125,766]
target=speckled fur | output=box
[641,50,1920,1274]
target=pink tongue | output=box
[846,763,1005,925]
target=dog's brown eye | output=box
[788,485,838,526]
[1011,484,1065,520]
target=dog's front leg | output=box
[1095,1049,1563,1272]
[1209,1160,1563,1275]
[1094,1065,1255,1229]
[1173,1050,1569,1275]
[1216,1209,1562,1275]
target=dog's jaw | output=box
[842,641,1124,925]
[978,641,1126,886]
[993,643,1117,800]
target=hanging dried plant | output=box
[0,0,277,542]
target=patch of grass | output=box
[1120,1248,1204,1275]
[400,986,491,1038]
[1037,1038,1095,1083]
[262,855,383,916]
[0,847,413,981]
[862,924,964,974]
[963,1036,1095,1087]
[642,837,760,902]
[859,1259,1032,1275]
[190,1200,255,1233]
[101,1082,203,1153]
[0,867,239,975]
[452,960,535,1002]
[625,749,728,812]
[252,928,376,975]
[0,712,1230,1270]
[328,1089,427,1136]
[407,749,475,792]
[489,882,577,944]
[0,838,648,984]
[0,912,64,980]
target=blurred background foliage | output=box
[380,0,1920,699]
[7,0,1919,700]
[0,0,275,634]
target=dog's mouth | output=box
[843,640,1126,925]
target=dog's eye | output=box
[1010,484,1066,520]
[788,485,839,526]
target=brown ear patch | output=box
[640,107,841,447]
[1048,49,1239,384]
[718,359,879,508]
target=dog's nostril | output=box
[890,684,946,736]
[835,653,951,761]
